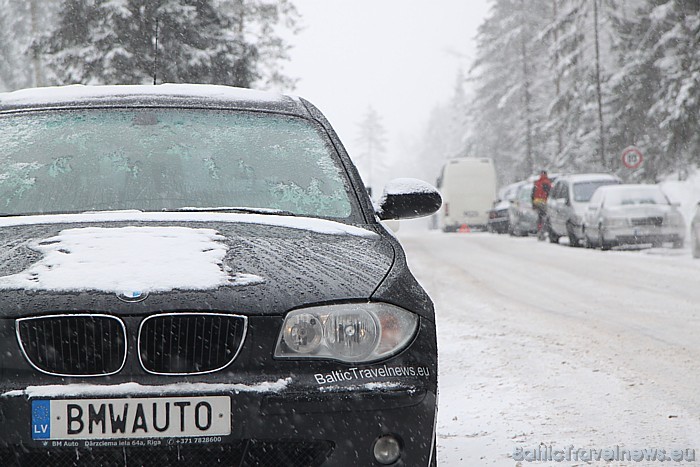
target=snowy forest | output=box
[1,0,699,187]
[461,0,700,184]
[0,0,298,91]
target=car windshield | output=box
[0,109,354,218]
[572,180,617,202]
[606,188,669,207]
[518,185,532,204]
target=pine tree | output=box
[42,0,298,88]
[467,0,553,182]
[409,72,470,186]
[646,0,700,175]
[607,0,700,179]
[355,106,388,196]
[0,0,60,90]
[544,0,621,172]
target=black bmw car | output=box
[0,85,441,466]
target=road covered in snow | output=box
[399,230,700,466]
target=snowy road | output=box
[399,231,700,466]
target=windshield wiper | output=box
[163,207,297,216]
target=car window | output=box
[518,185,532,203]
[572,180,618,202]
[550,182,560,199]
[560,184,569,201]
[0,109,355,218]
[588,188,603,207]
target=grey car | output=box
[488,181,524,234]
[583,184,685,250]
[547,173,621,247]
[690,203,700,258]
[508,182,537,236]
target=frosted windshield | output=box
[572,180,618,202]
[0,109,353,218]
[605,188,669,206]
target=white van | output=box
[436,157,497,231]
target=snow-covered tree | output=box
[467,0,553,183]
[410,72,470,185]
[606,0,700,180]
[0,0,60,90]
[644,1,700,175]
[42,0,299,88]
[542,0,622,172]
[355,106,388,195]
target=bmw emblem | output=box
[117,290,149,303]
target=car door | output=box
[549,181,568,235]
[585,189,605,239]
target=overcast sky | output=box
[285,0,492,183]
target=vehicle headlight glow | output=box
[274,303,419,363]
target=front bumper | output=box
[0,315,438,467]
[602,225,684,246]
[513,211,537,233]
[0,387,436,466]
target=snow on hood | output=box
[0,211,376,237]
[493,200,511,211]
[2,378,291,398]
[0,226,263,293]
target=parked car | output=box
[508,182,538,236]
[547,173,621,246]
[583,184,685,250]
[0,84,442,466]
[436,157,497,231]
[691,203,700,258]
[488,181,524,234]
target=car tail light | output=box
[274,303,418,363]
[444,203,449,217]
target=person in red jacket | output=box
[531,170,552,240]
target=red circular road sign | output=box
[622,146,643,169]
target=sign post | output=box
[621,146,643,169]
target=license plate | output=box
[31,396,231,441]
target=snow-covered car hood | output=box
[604,204,677,219]
[0,215,394,318]
[493,200,511,211]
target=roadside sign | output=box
[622,146,643,169]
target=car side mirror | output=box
[377,178,442,220]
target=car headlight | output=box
[274,303,419,363]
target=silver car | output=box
[547,173,621,247]
[690,203,700,258]
[583,184,685,250]
[508,182,537,236]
